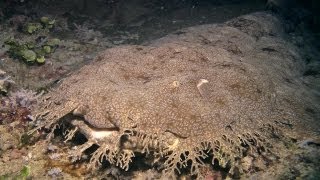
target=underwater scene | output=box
[0,0,319,179]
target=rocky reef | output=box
[0,0,319,179]
[0,69,14,95]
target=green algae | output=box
[4,37,60,65]
[36,56,45,64]
[0,165,31,180]
[24,23,42,34]
[21,49,37,63]
[40,16,55,29]
[3,16,59,64]
[24,17,55,34]
[46,38,60,47]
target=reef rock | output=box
[0,69,15,94]
[31,12,320,178]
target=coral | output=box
[9,89,41,109]
[1,89,40,126]
[47,167,62,178]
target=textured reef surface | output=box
[30,12,320,178]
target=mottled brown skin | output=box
[32,13,319,178]
[44,44,275,132]
[34,43,277,175]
